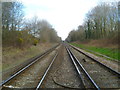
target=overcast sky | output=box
[21,0,118,40]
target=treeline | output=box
[66,2,119,44]
[2,2,61,48]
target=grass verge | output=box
[2,43,57,71]
[71,43,120,61]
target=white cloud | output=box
[21,0,102,40]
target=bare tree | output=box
[2,2,24,47]
[66,2,118,42]
[2,2,24,31]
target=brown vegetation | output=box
[74,39,118,49]
[2,43,57,71]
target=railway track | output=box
[36,52,58,90]
[40,44,83,88]
[70,44,120,75]
[67,44,120,89]
[1,44,60,89]
[66,46,100,89]
[1,43,119,89]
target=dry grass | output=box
[88,39,118,49]
[73,38,118,49]
[71,38,119,60]
[2,43,57,71]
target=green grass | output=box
[71,43,120,61]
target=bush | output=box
[17,38,24,48]
[33,39,39,46]
[18,38,23,43]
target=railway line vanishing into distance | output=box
[1,43,120,89]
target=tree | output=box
[2,2,24,31]
[66,2,118,43]
[2,2,24,47]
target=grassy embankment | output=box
[2,43,56,71]
[71,43,120,61]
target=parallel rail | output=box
[70,44,120,76]
[1,44,59,87]
[66,46,100,90]
[36,52,58,89]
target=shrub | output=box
[33,39,39,46]
[17,38,24,47]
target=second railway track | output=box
[68,44,120,89]
[1,44,60,89]
[66,46,100,89]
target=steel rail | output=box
[36,52,58,90]
[0,44,59,87]
[68,47,100,90]
[70,44,120,76]
[66,47,85,89]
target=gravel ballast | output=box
[41,45,83,88]
[70,47,120,88]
